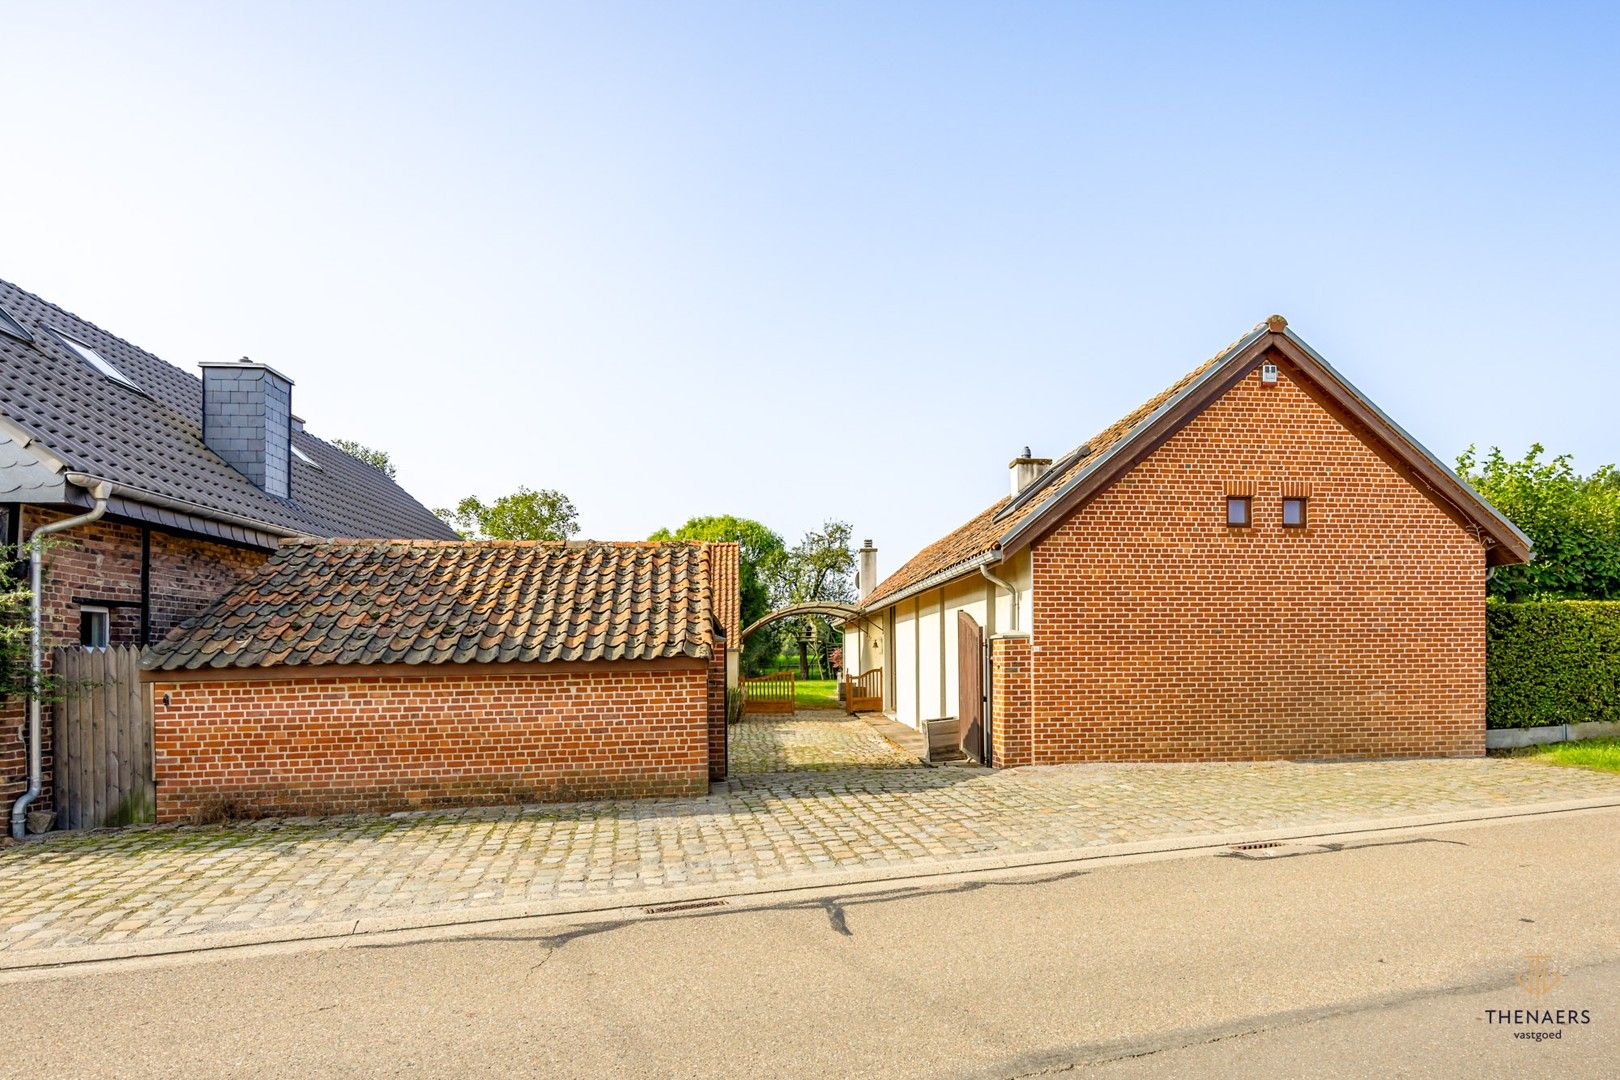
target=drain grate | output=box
[1230,841,1283,851]
[643,899,729,915]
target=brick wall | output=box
[989,635,1031,768]
[1022,355,1487,763]
[20,508,267,650]
[147,528,266,642]
[0,508,268,814]
[149,663,712,821]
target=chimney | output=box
[1009,447,1052,496]
[200,358,294,498]
[858,539,878,601]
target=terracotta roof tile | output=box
[144,539,722,672]
[708,542,740,647]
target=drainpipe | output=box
[10,480,111,839]
[979,560,1019,633]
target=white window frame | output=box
[47,328,142,391]
[80,606,111,649]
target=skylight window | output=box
[291,445,321,469]
[0,304,32,343]
[48,329,141,391]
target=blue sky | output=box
[5,2,1617,573]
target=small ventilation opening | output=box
[1260,363,1279,385]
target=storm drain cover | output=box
[642,899,729,915]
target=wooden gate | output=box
[843,668,882,713]
[957,612,987,762]
[742,671,796,715]
[52,645,155,829]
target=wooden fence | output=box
[844,668,883,713]
[52,645,154,829]
[741,671,796,715]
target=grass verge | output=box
[1501,736,1620,774]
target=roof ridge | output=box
[0,275,164,363]
[146,537,726,671]
[860,319,1275,609]
[0,276,460,543]
[278,537,704,548]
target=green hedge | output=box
[1487,600,1620,729]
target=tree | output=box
[436,487,580,541]
[1457,444,1620,601]
[769,520,856,678]
[331,439,397,480]
[0,545,37,702]
[650,515,785,676]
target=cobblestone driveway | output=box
[728,711,921,774]
[3,758,1619,960]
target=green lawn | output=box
[794,679,840,710]
[1502,737,1620,774]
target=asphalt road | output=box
[1,808,1616,1078]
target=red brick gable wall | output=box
[1022,358,1487,763]
[150,664,712,821]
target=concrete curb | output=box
[6,794,1620,975]
[1486,720,1620,749]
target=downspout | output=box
[979,560,1018,632]
[11,480,111,839]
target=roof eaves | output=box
[0,413,70,475]
[860,549,1000,613]
[63,472,304,541]
[997,323,1274,556]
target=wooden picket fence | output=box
[741,671,796,715]
[843,668,883,713]
[52,645,154,829]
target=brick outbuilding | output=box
[844,316,1533,765]
[0,275,456,829]
[142,539,739,822]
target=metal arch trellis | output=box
[738,601,866,642]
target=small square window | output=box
[1283,497,1308,528]
[79,607,110,648]
[1225,496,1251,527]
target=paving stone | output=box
[727,712,919,774]
[1,722,1618,959]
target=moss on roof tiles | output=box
[144,539,731,672]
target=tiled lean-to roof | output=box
[862,317,1532,609]
[0,276,457,543]
[145,539,727,672]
